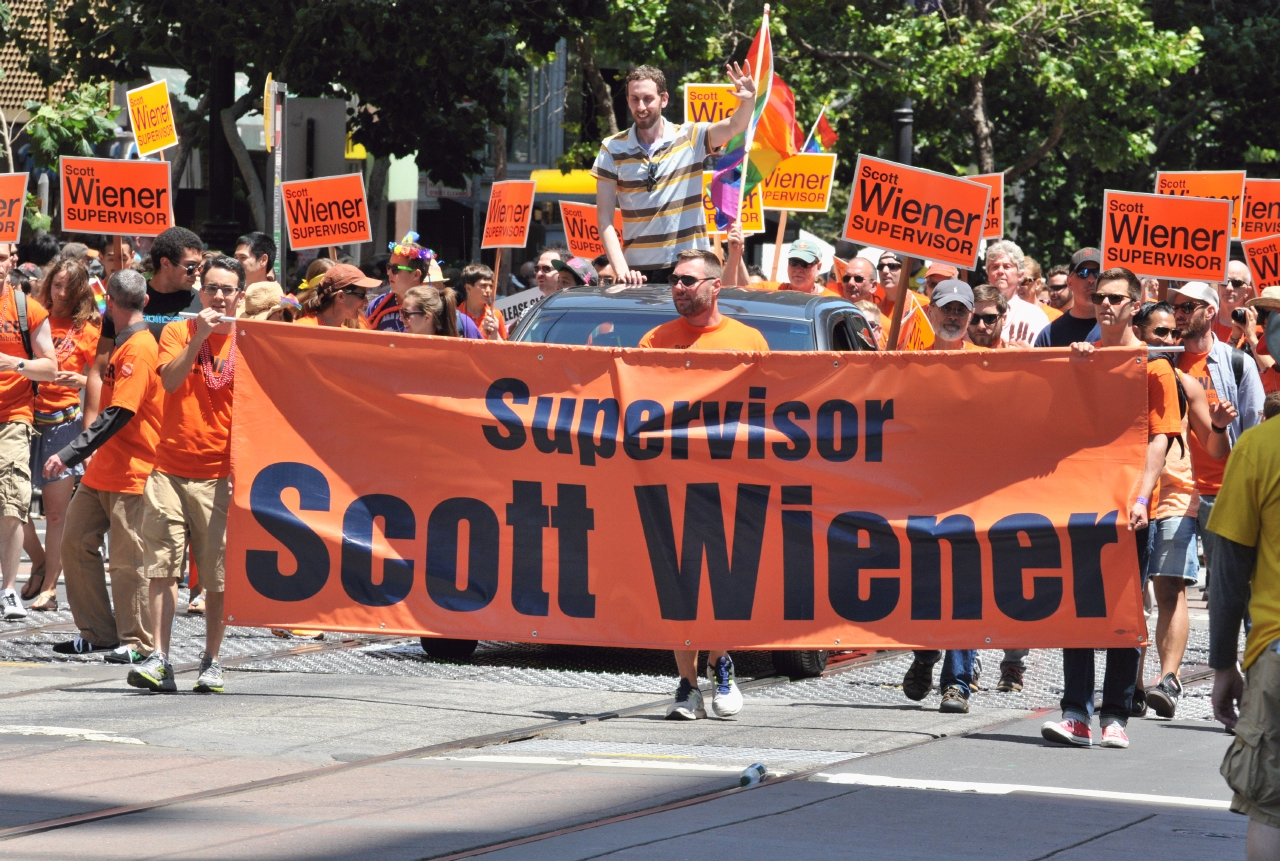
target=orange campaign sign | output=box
[842,155,990,270]
[280,173,372,250]
[1155,170,1246,240]
[1101,190,1231,283]
[559,201,623,259]
[684,84,739,124]
[1242,234,1280,291]
[970,173,1004,239]
[761,153,837,212]
[126,79,178,156]
[702,172,764,237]
[59,156,172,237]
[482,180,537,249]
[0,173,27,244]
[1241,178,1280,241]
[226,322,1149,651]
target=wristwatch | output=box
[16,360,24,373]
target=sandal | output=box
[29,592,58,612]
[186,595,206,616]
[20,562,45,601]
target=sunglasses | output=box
[843,274,870,284]
[879,262,902,271]
[1074,266,1099,278]
[600,276,616,286]
[788,258,814,268]
[1226,278,1249,289]
[970,313,1001,326]
[1090,293,1130,306]
[535,265,556,274]
[1148,326,1182,339]
[401,309,426,318]
[341,288,369,299]
[175,261,199,276]
[669,274,714,287]
[1170,300,1207,314]
[388,264,417,273]
[1046,281,1070,291]
[645,161,658,192]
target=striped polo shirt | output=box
[591,118,711,270]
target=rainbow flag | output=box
[708,8,799,229]
[804,109,838,153]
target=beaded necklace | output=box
[196,321,236,389]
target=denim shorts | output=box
[1145,515,1199,584]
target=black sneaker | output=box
[902,658,936,701]
[939,686,970,714]
[996,662,1024,692]
[1131,687,1149,718]
[1145,673,1182,719]
[103,645,146,664]
[53,637,118,655]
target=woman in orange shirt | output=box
[22,259,100,610]
[297,264,379,328]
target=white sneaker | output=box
[708,655,744,718]
[1,588,26,620]
[665,679,706,720]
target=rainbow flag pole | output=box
[735,4,773,224]
[802,103,828,152]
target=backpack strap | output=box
[13,289,36,398]
[1230,346,1246,389]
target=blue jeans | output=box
[914,649,976,698]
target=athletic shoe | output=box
[901,657,936,701]
[127,653,176,693]
[665,678,706,720]
[53,637,116,655]
[939,685,969,714]
[1145,673,1182,719]
[1041,716,1092,747]
[996,662,1024,692]
[1100,722,1130,749]
[194,654,224,693]
[104,645,145,664]
[1,588,27,620]
[708,655,743,718]
[1130,687,1149,718]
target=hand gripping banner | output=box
[226,323,1149,651]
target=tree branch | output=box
[1004,103,1067,182]
[794,37,897,73]
[220,91,265,232]
[576,35,617,138]
[172,92,209,190]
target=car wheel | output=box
[771,649,828,679]
[420,638,478,661]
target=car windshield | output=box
[518,309,815,351]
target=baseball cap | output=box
[787,239,820,265]
[551,257,598,286]
[1246,285,1280,312]
[925,262,958,279]
[1070,248,1102,270]
[320,263,381,294]
[930,279,974,310]
[1168,281,1219,309]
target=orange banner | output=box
[761,153,837,212]
[1242,234,1280,291]
[559,201,623,259]
[483,180,536,249]
[684,84,739,124]
[280,173,371,250]
[971,173,1004,240]
[59,156,172,237]
[1101,190,1231,283]
[1242,178,1280,242]
[0,173,27,244]
[1155,170,1246,240]
[842,155,989,270]
[126,79,178,156]
[226,323,1148,651]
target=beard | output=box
[969,326,1000,347]
[633,111,660,131]
[937,320,967,342]
[674,289,713,319]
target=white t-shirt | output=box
[1005,294,1050,341]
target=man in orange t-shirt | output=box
[45,270,163,663]
[1042,267,1183,752]
[638,249,766,722]
[128,257,243,694]
[0,241,57,621]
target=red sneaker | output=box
[1041,716,1092,747]
[1100,723,1129,749]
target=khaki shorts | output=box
[1222,645,1280,828]
[141,471,230,592]
[0,420,34,521]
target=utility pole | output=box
[894,99,913,166]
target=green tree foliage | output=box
[22,81,120,169]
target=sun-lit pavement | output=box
[0,569,1243,860]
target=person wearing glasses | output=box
[298,264,382,328]
[637,249,766,721]
[1041,268,1184,750]
[401,286,459,338]
[1131,301,1234,720]
[1043,265,1072,312]
[1214,260,1255,347]
[984,240,1050,342]
[126,257,246,694]
[773,240,838,296]
[363,233,479,338]
[966,284,1033,350]
[876,250,903,312]
[1033,248,1102,347]
[592,63,757,287]
[843,258,891,347]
